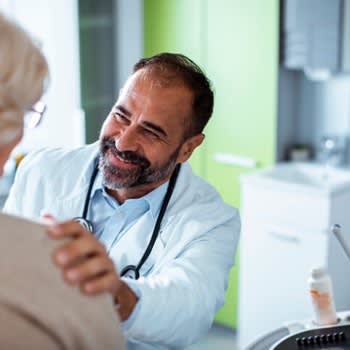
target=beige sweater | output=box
[0,212,125,350]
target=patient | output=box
[0,12,125,349]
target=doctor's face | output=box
[99,69,202,190]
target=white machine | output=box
[239,163,350,348]
[246,311,350,350]
[245,224,350,350]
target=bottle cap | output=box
[310,267,327,279]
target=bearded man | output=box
[5,52,240,350]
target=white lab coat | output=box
[4,142,240,350]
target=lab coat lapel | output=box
[48,192,89,221]
[41,175,92,221]
[40,143,99,221]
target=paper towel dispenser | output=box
[282,0,350,80]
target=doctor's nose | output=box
[115,127,139,153]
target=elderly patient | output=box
[0,12,124,349]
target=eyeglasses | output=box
[25,101,47,128]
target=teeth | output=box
[116,154,132,163]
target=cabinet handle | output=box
[268,231,300,244]
[213,152,257,168]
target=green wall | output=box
[144,0,279,328]
[144,0,207,175]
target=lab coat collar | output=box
[45,142,200,247]
[90,170,168,220]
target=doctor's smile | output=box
[102,137,150,170]
[109,150,143,168]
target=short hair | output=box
[0,12,48,144]
[133,53,214,138]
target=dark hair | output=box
[133,52,214,138]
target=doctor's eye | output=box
[143,128,160,140]
[113,112,128,123]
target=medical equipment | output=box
[246,311,350,350]
[332,224,350,261]
[239,166,350,348]
[73,161,181,280]
[246,224,350,350]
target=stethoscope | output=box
[73,161,181,280]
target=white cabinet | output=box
[238,163,350,349]
[282,0,350,75]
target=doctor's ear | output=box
[178,133,205,163]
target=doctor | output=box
[5,52,240,349]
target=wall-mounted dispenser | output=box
[282,0,350,80]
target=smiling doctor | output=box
[4,53,240,350]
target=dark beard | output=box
[99,137,180,190]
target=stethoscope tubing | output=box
[74,161,181,280]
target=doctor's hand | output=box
[46,219,138,321]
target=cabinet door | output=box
[205,0,279,328]
[205,0,279,207]
[144,0,279,329]
[144,0,206,175]
[239,220,327,348]
[78,0,117,143]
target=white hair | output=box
[0,12,48,145]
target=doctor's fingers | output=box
[81,272,121,296]
[47,220,89,239]
[53,234,107,268]
[64,255,117,285]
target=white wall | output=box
[0,0,85,153]
[298,75,350,148]
[277,68,350,164]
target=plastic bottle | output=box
[308,267,338,325]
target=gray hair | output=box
[0,13,48,144]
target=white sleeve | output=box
[3,157,30,215]
[123,211,240,348]
[3,150,44,218]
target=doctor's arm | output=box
[3,151,40,216]
[3,149,53,219]
[47,211,239,348]
[122,214,240,348]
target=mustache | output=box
[101,137,150,169]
